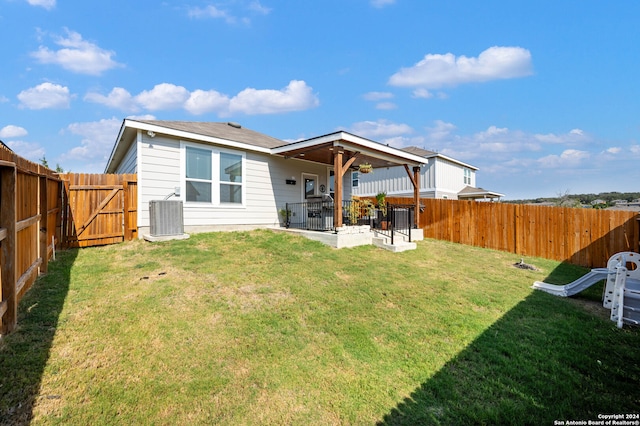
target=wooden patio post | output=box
[334,146,344,228]
[1,163,17,335]
[404,164,421,229]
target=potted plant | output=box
[358,163,373,174]
[375,192,388,229]
[347,197,374,225]
[375,192,387,216]
[278,208,291,227]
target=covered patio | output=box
[272,131,426,248]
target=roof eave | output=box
[272,131,427,166]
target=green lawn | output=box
[1,230,638,425]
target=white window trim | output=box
[301,173,319,200]
[352,170,359,188]
[326,167,334,196]
[180,141,246,208]
[463,168,472,185]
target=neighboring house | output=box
[352,146,504,200]
[607,200,640,212]
[105,120,427,237]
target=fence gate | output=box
[60,173,137,248]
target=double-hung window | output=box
[184,144,244,205]
[463,168,471,185]
[352,171,359,188]
[219,152,243,204]
[186,146,212,203]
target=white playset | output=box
[532,252,640,328]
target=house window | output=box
[304,177,316,199]
[328,170,335,199]
[186,146,212,203]
[184,144,245,205]
[219,152,243,204]
[464,168,471,185]
[352,171,359,188]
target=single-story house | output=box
[105,120,428,245]
[352,146,504,201]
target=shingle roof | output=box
[133,120,287,149]
[458,185,504,199]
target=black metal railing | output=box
[285,200,375,231]
[371,204,415,244]
[283,200,416,243]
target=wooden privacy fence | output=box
[59,173,137,248]
[0,165,138,334]
[382,197,639,268]
[1,146,61,335]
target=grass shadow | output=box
[378,262,640,425]
[0,248,77,425]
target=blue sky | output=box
[1,0,638,200]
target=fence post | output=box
[123,177,131,241]
[61,176,71,248]
[39,174,48,273]
[1,164,17,335]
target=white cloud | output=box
[363,92,396,109]
[18,82,72,109]
[606,147,622,154]
[348,119,413,139]
[229,80,319,115]
[135,83,191,111]
[389,46,533,88]
[61,118,121,171]
[6,140,45,162]
[87,80,319,116]
[363,91,394,101]
[187,2,270,24]
[126,114,156,121]
[0,125,28,138]
[188,5,236,23]
[248,1,272,15]
[26,0,55,10]
[371,0,396,8]
[84,87,136,111]
[0,96,8,103]
[412,88,433,99]
[184,89,230,115]
[412,89,448,99]
[534,128,588,144]
[537,149,590,168]
[31,29,122,75]
[630,145,640,155]
[425,120,457,141]
[375,102,397,110]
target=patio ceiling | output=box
[271,131,427,169]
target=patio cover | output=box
[272,131,427,228]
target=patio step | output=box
[372,235,417,252]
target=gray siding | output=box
[136,134,334,230]
[353,157,476,199]
[114,141,137,174]
[353,159,437,196]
